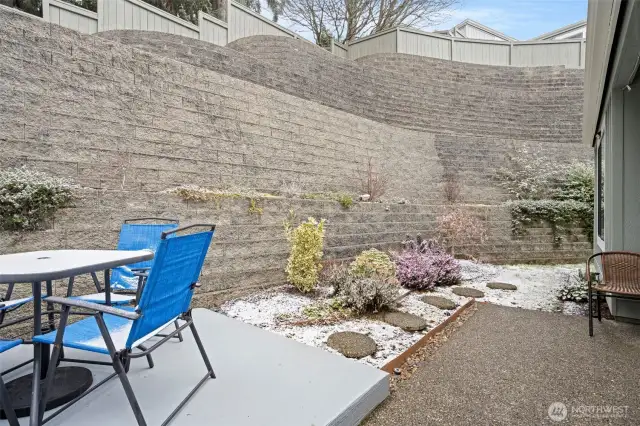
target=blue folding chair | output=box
[0,284,37,384]
[75,218,179,306]
[34,225,216,425]
[0,339,22,426]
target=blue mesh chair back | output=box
[111,223,179,290]
[125,229,214,349]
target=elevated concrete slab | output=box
[1,309,388,426]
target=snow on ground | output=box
[220,261,587,367]
[440,260,587,315]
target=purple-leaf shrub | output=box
[394,240,461,290]
[395,250,439,290]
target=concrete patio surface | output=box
[365,303,640,425]
[1,308,388,426]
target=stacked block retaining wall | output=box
[0,7,591,305]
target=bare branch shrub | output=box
[436,208,487,256]
[442,170,461,203]
[356,156,388,201]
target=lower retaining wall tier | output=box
[0,192,592,305]
[0,7,592,307]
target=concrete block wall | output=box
[0,7,591,305]
[100,31,585,144]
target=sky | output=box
[265,0,587,42]
[430,0,588,40]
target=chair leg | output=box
[95,314,147,426]
[189,321,215,379]
[597,294,602,322]
[39,305,71,423]
[90,272,102,292]
[588,287,594,337]
[137,345,154,369]
[174,320,184,342]
[0,374,19,426]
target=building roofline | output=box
[454,19,516,41]
[531,19,587,40]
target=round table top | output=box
[0,249,154,283]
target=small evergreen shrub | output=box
[322,260,398,314]
[350,249,396,280]
[284,217,326,293]
[0,168,74,231]
[558,270,588,303]
[394,238,461,290]
[321,262,350,294]
[336,193,353,209]
[339,276,398,314]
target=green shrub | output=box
[0,168,74,231]
[247,198,263,215]
[509,199,592,245]
[496,150,594,244]
[558,270,588,303]
[336,193,353,209]
[350,249,396,280]
[284,217,326,293]
[339,276,398,314]
[321,263,351,294]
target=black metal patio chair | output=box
[32,225,216,425]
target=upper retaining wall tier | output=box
[100,31,585,143]
[0,7,592,304]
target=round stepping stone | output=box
[383,312,428,331]
[326,332,377,358]
[452,287,485,298]
[421,295,457,310]
[487,282,518,291]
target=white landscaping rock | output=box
[220,262,586,368]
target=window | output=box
[597,137,605,240]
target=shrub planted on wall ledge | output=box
[0,168,74,231]
[509,199,593,245]
[497,150,594,246]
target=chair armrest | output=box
[130,267,150,272]
[44,296,140,320]
[132,271,149,278]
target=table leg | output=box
[45,280,55,333]
[104,269,111,306]
[30,281,43,426]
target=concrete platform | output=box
[1,309,389,425]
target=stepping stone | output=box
[383,312,428,332]
[452,287,485,298]
[421,295,457,310]
[487,282,518,291]
[326,331,377,358]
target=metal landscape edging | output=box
[380,299,476,374]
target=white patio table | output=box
[0,249,153,426]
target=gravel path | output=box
[364,303,640,426]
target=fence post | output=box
[450,38,454,61]
[226,0,232,42]
[509,43,513,65]
[42,0,50,21]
